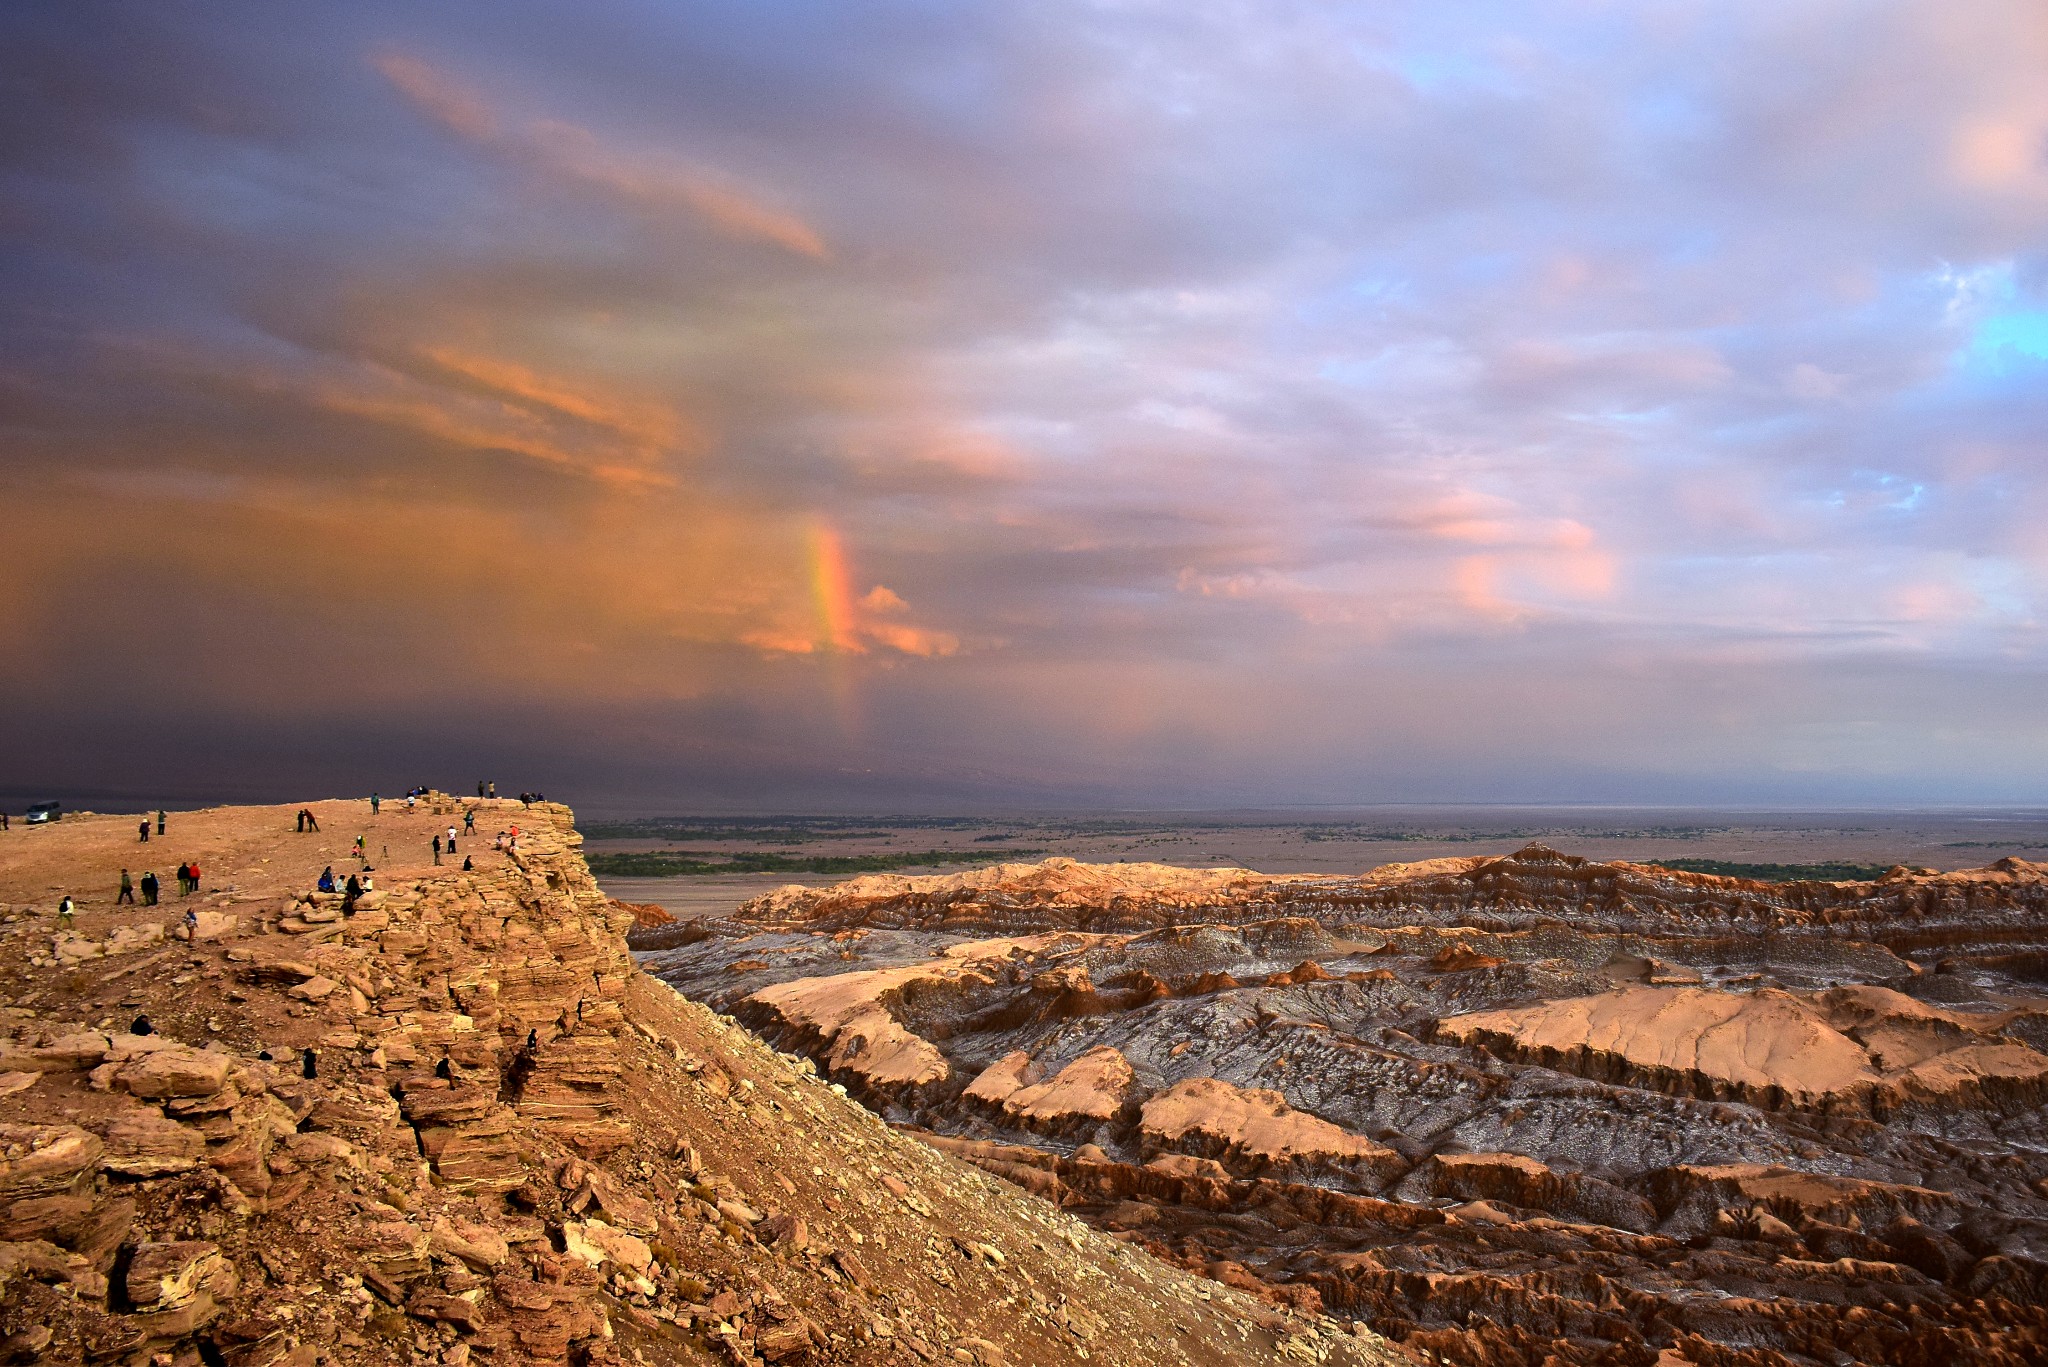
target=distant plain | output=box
[590,806,2048,917]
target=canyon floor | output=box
[0,800,1395,1367]
[633,841,2048,1367]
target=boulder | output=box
[124,1240,235,1312]
[100,1108,206,1176]
[429,1215,510,1271]
[115,1045,232,1100]
[0,1124,104,1203]
[561,1219,652,1274]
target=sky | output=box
[3,0,2047,812]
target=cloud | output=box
[376,49,829,259]
[3,0,2048,805]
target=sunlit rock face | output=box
[645,845,2048,1367]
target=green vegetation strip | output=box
[1646,858,1897,883]
[586,848,1048,877]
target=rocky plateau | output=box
[637,846,2048,1367]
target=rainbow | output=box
[807,521,861,653]
[806,520,863,736]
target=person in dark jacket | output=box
[140,870,159,905]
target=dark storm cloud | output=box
[2,0,2046,809]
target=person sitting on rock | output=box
[317,866,336,893]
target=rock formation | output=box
[642,845,2048,1367]
[0,800,1398,1366]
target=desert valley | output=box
[631,822,2048,1367]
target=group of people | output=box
[293,808,321,832]
[135,810,166,841]
[64,855,201,926]
[316,864,374,913]
[110,861,200,904]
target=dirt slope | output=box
[0,798,1403,1367]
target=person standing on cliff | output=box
[432,834,442,865]
[156,810,166,836]
[56,895,75,929]
[138,819,150,842]
[117,869,134,904]
[140,870,158,906]
[486,781,495,799]
[371,792,381,815]
[186,860,202,894]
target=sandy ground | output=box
[0,794,536,927]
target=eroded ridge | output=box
[641,844,2048,1367]
[0,800,1396,1367]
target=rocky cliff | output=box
[0,799,1398,1367]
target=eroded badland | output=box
[0,800,1400,1367]
[641,847,2048,1367]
